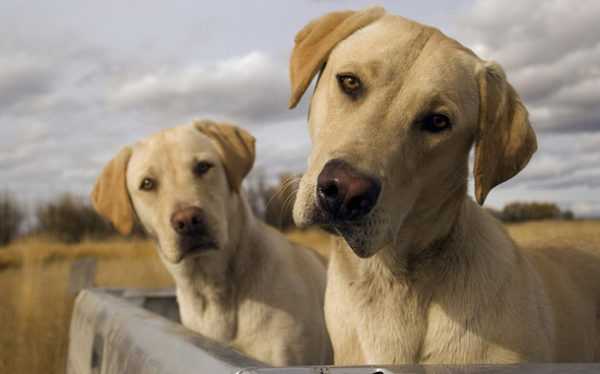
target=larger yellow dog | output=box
[290,7,600,364]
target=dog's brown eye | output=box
[194,161,213,176]
[140,178,156,191]
[337,74,362,96]
[421,114,452,133]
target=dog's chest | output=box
[361,282,429,363]
[326,259,430,364]
[176,286,237,342]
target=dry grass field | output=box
[507,220,600,247]
[1,221,599,373]
[0,236,173,374]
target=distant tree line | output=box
[0,171,300,247]
[0,191,24,246]
[0,178,580,247]
[485,202,574,223]
[0,192,145,247]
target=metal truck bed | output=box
[66,288,600,374]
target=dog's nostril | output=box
[191,216,199,225]
[347,196,365,211]
[345,195,373,219]
[320,182,338,198]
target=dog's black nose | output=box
[170,207,205,236]
[317,159,381,221]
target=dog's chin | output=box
[299,200,386,258]
[180,239,218,261]
[334,224,382,258]
[183,245,218,261]
[310,210,383,259]
[161,238,218,264]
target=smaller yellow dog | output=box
[91,120,332,366]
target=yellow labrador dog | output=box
[289,7,600,364]
[91,121,332,366]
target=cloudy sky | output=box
[1,0,599,216]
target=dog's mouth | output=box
[161,234,218,264]
[176,235,218,261]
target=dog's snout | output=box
[317,159,381,221]
[170,207,205,236]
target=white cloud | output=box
[454,0,600,216]
[0,32,307,206]
[111,51,297,125]
[0,0,598,218]
[0,54,57,111]
[459,1,600,69]
[458,0,600,133]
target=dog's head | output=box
[91,121,255,264]
[289,8,537,258]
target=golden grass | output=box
[507,219,600,247]
[0,231,328,374]
[0,222,598,373]
[0,236,173,374]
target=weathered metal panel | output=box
[67,288,264,374]
[67,288,600,374]
[240,365,600,374]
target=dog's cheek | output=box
[133,200,164,243]
[157,235,181,263]
[369,194,412,254]
[217,217,229,250]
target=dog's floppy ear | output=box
[473,61,537,205]
[288,6,386,109]
[91,147,135,235]
[194,120,256,192]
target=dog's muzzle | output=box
[170,207,217,262]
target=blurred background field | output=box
[3,221,600,373]
[0,179,598,373]
[0,237,172,374]
[0,229,332,374]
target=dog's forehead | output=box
[163,125,217,153]
[331,15,477,85]
[128,125,219,174]
[335,16,429,57]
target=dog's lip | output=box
[166,245,218,264]
[182,244,218,258]
[161,237,218,264]
[179,238,218,258]
[314,210,369,229]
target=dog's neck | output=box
[166,191,260,341]
[361,188,516,289]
